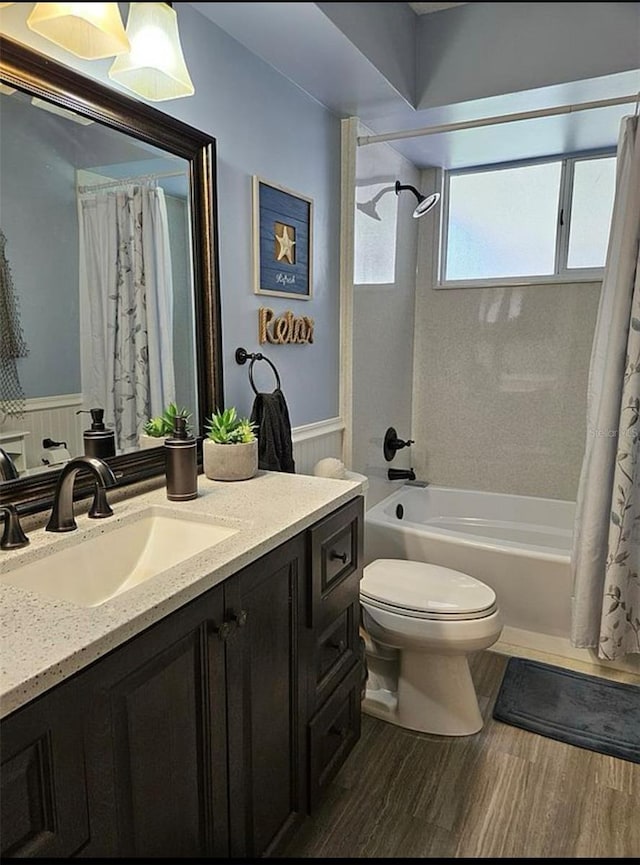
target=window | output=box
[440,153,616,286]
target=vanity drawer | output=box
[312,601,359,711]
[308,496,364,628]
[307,663,362,813]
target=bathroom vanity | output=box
[0,473,365,859]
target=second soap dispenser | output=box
[77,408,116,459]
[165,415,198,501]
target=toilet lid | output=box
[361,559,497,620]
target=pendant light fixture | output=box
[26,3,130,60]
[108,2,195,102]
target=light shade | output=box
[26,3,130,60]
[108,3,194,102]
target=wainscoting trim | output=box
[24,393,83,411]
[291,417,345,443]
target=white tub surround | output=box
[0,471,363,718]
[363,484,634,679]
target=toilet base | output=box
[363,650,484,736]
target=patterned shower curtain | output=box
[571,115,640,660]
[0,229,28,422]
[78,182,175,451]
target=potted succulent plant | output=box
[203,406,258,481]
[139,402,192,449]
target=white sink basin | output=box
[1,507,239,607]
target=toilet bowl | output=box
[360,558,503,736]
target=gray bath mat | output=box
[493,657,640,764]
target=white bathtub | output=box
[364,485,574,639]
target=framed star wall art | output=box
[252,176,313,300]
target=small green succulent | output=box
[143,402,192,437]
[206,407,257,444]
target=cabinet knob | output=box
[328,639,346,653]
[330,550,348,564]
[233,609,248,628]
[329,725,349,741]
[213,621,234,641]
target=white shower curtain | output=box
[571,115,640,659]
[78,183,175,451]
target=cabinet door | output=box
[80,585,229,859]
[225,533,307,858]
[1,678,89,859]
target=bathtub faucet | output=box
[388,467,416,481]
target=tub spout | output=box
[388,467,416,481]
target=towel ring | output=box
[235,347,281,395]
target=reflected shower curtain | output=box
[78,183,175,451]
[571,116,640,659]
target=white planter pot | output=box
[139,433,167,449]
[203,439,258,481]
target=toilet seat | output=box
[361,559,497,621]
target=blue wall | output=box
[0,97,80,399]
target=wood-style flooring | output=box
[281,651,640,859]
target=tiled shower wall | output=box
[411,170,602,501]
[351,129,422,508]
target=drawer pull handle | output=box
[233,609,248,628]
[330,550,348,564]
[328,639,346,653]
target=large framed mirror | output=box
[0,35,223,514]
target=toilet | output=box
[360,558,503,736]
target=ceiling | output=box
[191,2,639,171]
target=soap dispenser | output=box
[165,416,198,501]
[76,408,116,459]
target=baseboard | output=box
[492,625,640,685]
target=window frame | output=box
[437,149,616,289]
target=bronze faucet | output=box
[45,456,117,533]
[0,447,19,481]
[0,504,29,549]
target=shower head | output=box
[395,181,440,218]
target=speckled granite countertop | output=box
[0,471,362,719]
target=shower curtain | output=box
[78,182,175,451]
[571,115,640,660]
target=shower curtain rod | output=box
[77,170,185,192]
[357,92,640,146]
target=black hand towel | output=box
[250,388,296,473]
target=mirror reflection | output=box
[0,87,198,480]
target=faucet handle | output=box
[0,504,30,550]
[383,427,415,462]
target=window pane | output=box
[445,162,561,281]
[567,157,615,269]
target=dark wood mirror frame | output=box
[0,35,223,515]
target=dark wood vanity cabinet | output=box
[0,676,89,858]
[79,533,307,860]
[77,582,230,859]
[0,496,365,860]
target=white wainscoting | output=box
[3,407,346,479]
[8,394,84,471]
[291,417,345,476]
